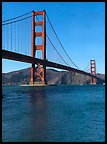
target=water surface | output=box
[2,84,105,142]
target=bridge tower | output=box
[30,10,46,85]
[90,60,96,84]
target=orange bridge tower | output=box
[30,10,46,85]
[90,60,96,84]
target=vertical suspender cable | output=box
[27,19,29,55]
[19,21,20,53]
[6,25,8,50]
[18,21,19,53]
[16,23,17,52]
[20,21,22,54]
[28,17,31,56]
[27,19,28,55]
[26,20,27,55]
[30,19,31,56]
[24,20,26,55]
[26,19,28,55]
[11,23,12,51]
[25,20,28,54]
[4,26,6,49]
[24,20,27,54]
[22,21,24,54]
[21,21,22,54]
[3,26,5,49]
[14,22,16,52]
[8,25,10,50]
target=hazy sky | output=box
[2,2,105,74]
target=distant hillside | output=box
[2,67,105,85]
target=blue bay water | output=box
[2,84,105,142]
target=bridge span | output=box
[2,49,104,82]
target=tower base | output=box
[29,81,46,86]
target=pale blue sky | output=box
[2,2,105,74]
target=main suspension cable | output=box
[83,62,90,71]
[46,12,80,69]
[36,15,70,66]
[2,15,32,26]
[46,34,69,66]
[2,11,32,23]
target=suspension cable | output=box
[46,34,69,66]
[85,68,90,72]
[36,15,70,66]
[14,22,16,52]
[19,21,20,53]
[20,20,22,54]
[11,23,12,51]
[3,26,5,49]
[25,20,28,55]
[6,25,8,50]
[83,62,90,71]
[46,12,80,69]
[18,21,19,53]
[28,19,29,55]
[2,15,32,26]
[2,11,32,23]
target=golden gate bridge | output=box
[2,10,103,85]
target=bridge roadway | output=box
[2,49,103,82]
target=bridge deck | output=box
[2,49,103,81]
